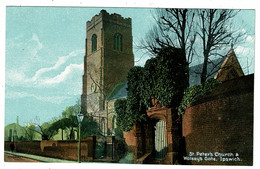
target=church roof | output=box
[107,83,128,101]
[189,57,225,86]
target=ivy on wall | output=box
[114,47,190,132]
[114,98,133,132]
[178,78,221,115]
[153,47,189,108]
[114,47,222,132]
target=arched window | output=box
[91,34,97,52]
[114,33,122,51]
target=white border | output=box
[0,0,258,169]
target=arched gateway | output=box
[132,98,182,164]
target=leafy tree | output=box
[80,118,99,138]
[62,101,80,118]
[61,100,81,139]
[48,118,75,140]
[24,123,37,141]
[39,121,59,140]
[25,116,58,140]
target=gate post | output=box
[135,122,144,159]
[165,108,182,164]
[92,136,96,160]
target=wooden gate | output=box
[154,119,167,160]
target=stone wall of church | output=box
[182,74,254,165]
[102,12,134,97]
[81,10,134,117]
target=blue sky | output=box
[4,7,255,126]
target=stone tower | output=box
[81,10,134,116]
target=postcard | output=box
[2,1,256,168]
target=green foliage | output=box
[95,140,106,159]
[114,99,133,132]
[62,104,80,118]
[178,78,221,115]
[24,124,36,141]
[141,47,188,109]
[40,121,60,140]
[142,57,158,108]
[155,47,189,108]
[126,67,147,124]
[46,115,99,139]
[114,127,124,139]
[80,118,99,138]
[115,47,189,132]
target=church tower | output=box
[81,10,134,116]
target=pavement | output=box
[4,153,41,162]
[4,151,77,163]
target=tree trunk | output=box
[201,52,209,84]
[61,129,63,140]
[69,128,74,140]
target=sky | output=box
[3,6,255,126]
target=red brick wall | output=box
[123,129,137,148]
[182,75,253,165]
[4,137,95,161]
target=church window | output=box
[91,34,97,52]
[114,33,122,51]
[91,82,97,93]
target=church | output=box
[81,10,246,136]
[81,10,134,135]
[81,10,253,165]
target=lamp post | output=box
[77,112,84,163]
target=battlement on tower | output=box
[87,10,132,30]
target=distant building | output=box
[5,123,25,141]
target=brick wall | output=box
[5,137,95,161]
[182,74,254,165]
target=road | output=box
[4,153,41,162]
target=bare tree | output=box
[140,8,247,84]
[196,9,245,83]
[140,8,196,64]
